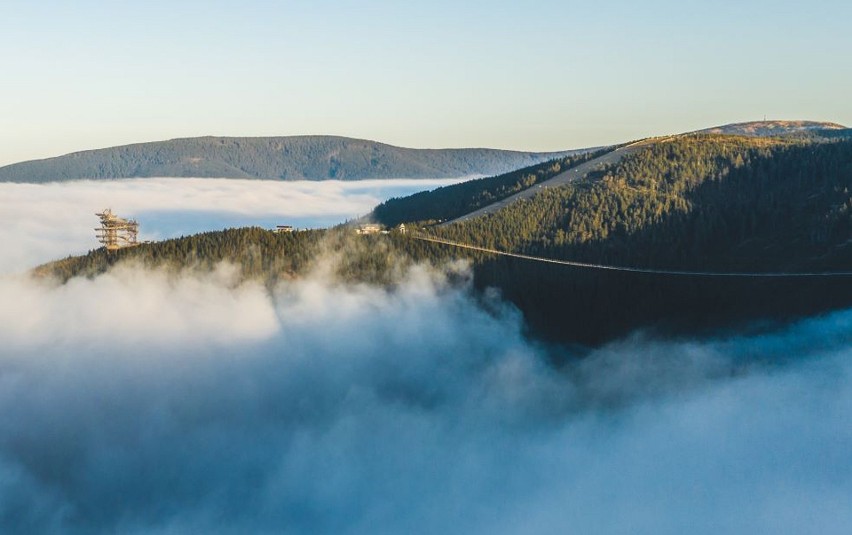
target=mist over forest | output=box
[0,177,463,273]
[2,137,851,533]
[2,257,852,533]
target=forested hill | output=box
[34,134,852,345]
[427,134,852,273]
[375,134,852,342]
[0,136,586,183]
[372,147,613,226]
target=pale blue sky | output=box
[1,0,849,165]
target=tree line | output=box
[372,147,613,226]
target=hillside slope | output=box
[375,135,852,342]
[432,135,852,271]
[372,146,614,226]
[0,136,585,183]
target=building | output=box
[355,223,382,235]
[273,225,295,233]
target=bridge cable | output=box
[411,233,852,278]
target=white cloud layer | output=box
[3,177,851,532]
[0,177,463,273]
[1,263,851,534]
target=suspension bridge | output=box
[411,233,852,278]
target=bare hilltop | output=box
[695,120,846,137]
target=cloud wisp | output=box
[1,261,851,534]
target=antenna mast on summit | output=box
[95,209,139,251]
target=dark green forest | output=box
[434,135,852,273]
[372,147,612,226]
[36,134,852,345]
[36,228,432,288]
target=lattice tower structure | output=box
[95,209,139,251]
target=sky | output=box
[1,0,850,165]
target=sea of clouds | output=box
[0,177,465,273]
[1,179,851,533]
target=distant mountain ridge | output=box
[5,121,847,183]
[694,120,846,137]
[0,136,588,183]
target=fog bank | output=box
[1,263,851,534]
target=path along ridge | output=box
[439,138,668,226]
